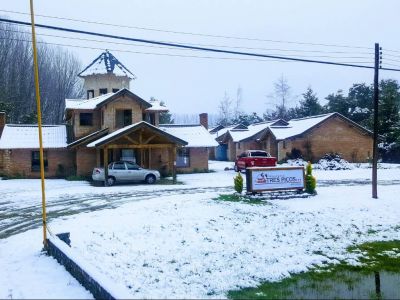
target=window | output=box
[99,88,108,95]
[112,88,119,93]
[176,148,190,168]
[31,151,48,172]
[126,162,140,170]
[116,109,132,128]
[121,149,135,163]
[282,141,287,149]
[112,162,126,170]
[87,89,94,99]
[149,113,155,125]
[80,113,93,126]
[101,110,104,126]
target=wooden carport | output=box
[86,121,188,182]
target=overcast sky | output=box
[2,0,400,119]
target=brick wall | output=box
[76,147,97,177]
[278,116,373,162]
[177,147,209,173]
[2,148,75,178]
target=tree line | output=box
[0,21,83,124]
[217,77,400,162]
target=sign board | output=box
[246,166,305,193]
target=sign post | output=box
[246,166,305,194]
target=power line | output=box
[382,48,400,54]
[1,18,396,72]
[0,9,375,51]
[0,22,373,58]
[0,36,375,65]
[0,27,375,61]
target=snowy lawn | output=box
[0,161,399,298]
[2,184,399,298]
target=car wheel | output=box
[106,176,115,186]
[145,174,156,184]
[234,165,239,172]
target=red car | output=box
[234,150,277,172]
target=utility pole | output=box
[30,0,48,246]
[372,43,380,199]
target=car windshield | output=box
[250,151,270,157]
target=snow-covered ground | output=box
[0,161,399,298]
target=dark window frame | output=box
[112,88,119,93]
[31,151,48,172]
[115,109,132,128]
[87,89,94,99]
[99,88,108,95]
[80,113,93,126]
[176,148,190,168]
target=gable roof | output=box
[0,125,67,149]
[67,128,109,148]
[217,113,373,143]
[145,99,169,112]
[87,121,187,148]
[65,88,151,110]
[159,124,219,147]
[78,50,136,79]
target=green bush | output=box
[305,161,317,194]
[234,172,243,194]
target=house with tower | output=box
[0,51,217,178]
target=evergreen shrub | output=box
[234,172,243,194]
[305,161,317,194]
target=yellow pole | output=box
[30,0,47,247]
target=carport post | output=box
[173,146,177,184]
[103,147,108,187]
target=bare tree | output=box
[233,86,243,121]
[266,75,293,120]
[217,91,232,126]
[0,20,83,124]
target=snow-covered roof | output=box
[65,89,151,110]
[145,99,169,112]
[217,114,347,143]
[0,125,67,149]
[269,113,334,140]
[66,92,114,110]
[78,50,136,79]
[228,121,273,142]
[160,125,219,147]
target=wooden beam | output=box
[172,146,177,183]
[105,144,174,149]
[96,148,100,166]
[124,135,139,144]
[148,148,152,169]
[144,135,156,144]
[103,146,108,186]
[139,129,143,144]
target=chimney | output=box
[0,111,5,137]
[199,113,208,129]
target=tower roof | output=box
[78,50,136,79]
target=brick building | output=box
[213,113,373,162]
[0,51,217,178]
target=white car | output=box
[92,161,160,186]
